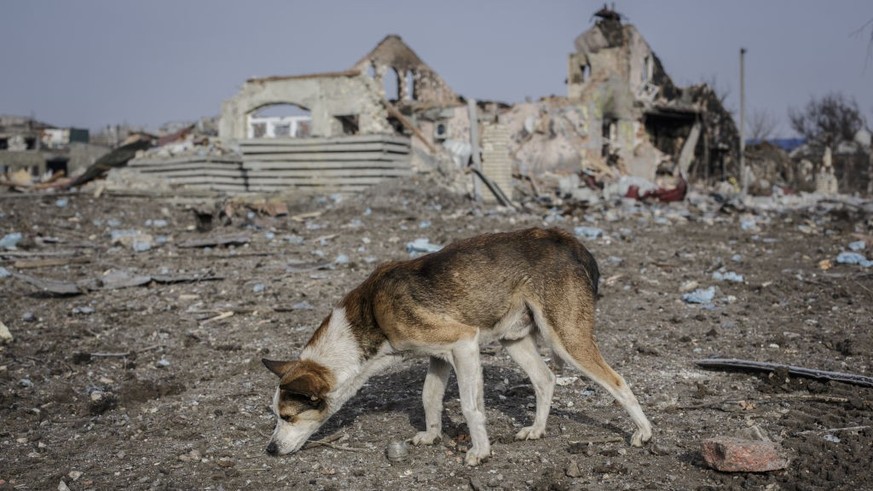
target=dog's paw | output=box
[464,447,491,466]
[514,426,545,441]
[631,428,653,447]
[411,431,441,446]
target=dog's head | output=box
[262,358,334,455]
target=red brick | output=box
[701,437,789,473]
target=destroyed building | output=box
[0,115,107,182]
[120,7,741,201]
[509,7,738,189]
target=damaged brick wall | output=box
[351,35,461,108]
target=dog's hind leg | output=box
[500,334,555,440]
[552,331,653,446]
[452,337,491,466]
[412,356,451,445]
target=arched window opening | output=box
[383,67,401,102]
[247,104,311,139]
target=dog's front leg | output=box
[412,356,451,445]
[452,338,491,466]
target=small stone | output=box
[0,266,10,278]
[88,390,118,415]
[22,312,36,322]
[679,280,699,293]
[72,306,95,315]
[386,440,408,461]
[19,378,33,388]
[0,321,12,344]
[649,443,672,456]
[565,461,583,478]
[58,480,71,491]
[252,283,266,293]
[68,471,83,481]
[156,358,171,368]
[701,437,789,472]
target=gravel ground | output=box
[1,178,871,490]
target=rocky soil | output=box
[1,178,871,490]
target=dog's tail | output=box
[574,241,600,299]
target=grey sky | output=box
[2,1,871,137]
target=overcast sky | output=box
[1,1,871,137]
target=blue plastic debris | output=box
[835,252,873,268]
[334,254,350,265]
[712,271,744,283]
[132,238,152,252]
[848,240,866,252]
[55,198,69,208]
[291,301,314,310]
[406,238,442,255]
[740,217,757,231]
[682,286,716,304]
[284,234,305,245]
[0,232,23,250]
[252,283,266,293]
[573,226,603,240]
[0,266,10,278]
[145,219,168,228]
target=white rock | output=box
[0,321,12,344]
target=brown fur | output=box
[340,227,600,351]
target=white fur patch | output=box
[299,307,362,386]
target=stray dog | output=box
[262,227,652,465]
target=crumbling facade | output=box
[0,115,104,178]
[219,71,391,141]
[559,7,738,183]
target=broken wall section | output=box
[219,71,392,142]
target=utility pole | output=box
[739,47,747,197]
[468,98,482,202]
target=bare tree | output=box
[747,109,778,142]
[788,93,866,145]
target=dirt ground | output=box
[1,177,872,490]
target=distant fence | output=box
[126,135,412,194]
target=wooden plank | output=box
[239,135,410,146]
[129,157,241,167]
[244,176,394,186]
[247,184,372,193]
[130,162,243,170]
[239,142,410,154]
[239,151,409,162]
[134,168,246,178]
[245,168,411,178]
[242,160,409,171]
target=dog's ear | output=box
[262,358,295,378]
[279,369,331,402]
